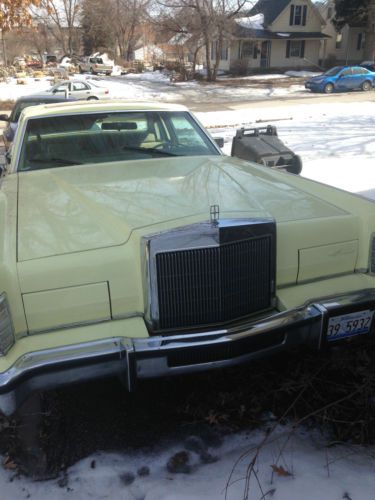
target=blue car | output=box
[305,66,375,93]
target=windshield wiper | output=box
[29,157,83,166]
[122,145,177,156]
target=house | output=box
[317,0,366,66]
[210,0,330,73]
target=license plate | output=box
[327,310,374,342]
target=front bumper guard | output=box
[0,289,374,415]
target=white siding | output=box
[271,0,323,33]
[270,39,320,68]
[319,1,365,64]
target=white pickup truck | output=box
[78,57,112,75]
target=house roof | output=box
[234,25,330,40]
[248,0,291,26]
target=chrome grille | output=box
[156,235,274,330]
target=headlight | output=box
[0,294,15,355]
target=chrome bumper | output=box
[0,289,374,415]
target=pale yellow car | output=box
[0,100,374,415]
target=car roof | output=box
[19,100,189,119]
[15,94,77,103]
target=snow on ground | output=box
[285,70,322,78]
[0,71,311,104]
[0,78,375,497]
[1,426,375,499]
[0,77,52,101]
[197,100,375,199]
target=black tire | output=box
[287,155,303,175]
[324,83,334,94]
[361,80,372,91]
[87,96,99,101]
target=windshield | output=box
[18,111,220,171]
[324,66,343,76]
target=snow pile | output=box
[285,70,322,78]
[236,13,264,30]
[1,427,375,499]
[0,77,51,101]
[124,70,171,83]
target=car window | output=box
[72,82,89,91]
[324,66,342,76]
[352,68,365,75]
[54,82,69,92]
[17,111,220,171]
[340,69,352,77]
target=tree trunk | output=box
[192,45,201,76]
[212,36,223,81]
[205,35,213,81]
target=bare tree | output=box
[33,0,81,55]
[155,0,249,81]
[81,0,115,55]
[152,5,205,75]
[80,0,151,60]
[111,0,151,60]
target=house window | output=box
[241,41,255,59]
[290,4,307,26]
[211,41,228,60]
[286,40,305,58]
[221,41,229,61]
[335,33,342,49]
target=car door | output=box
[71,81,92,99]
[335,68,353,90]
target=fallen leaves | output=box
[270,464,292,477]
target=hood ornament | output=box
[210,204,220,226]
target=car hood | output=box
[17,156,347,261]
[306,76,325,83]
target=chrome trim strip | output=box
[0,288,374,415]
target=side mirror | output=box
[0,114,9,121]
[214,137,224,148]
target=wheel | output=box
[324,83,334,94]
[87,96,99,100]
[90,68,95,75]
[79,66,83,74]
[287,155,303,175]
[361,80,372,91]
